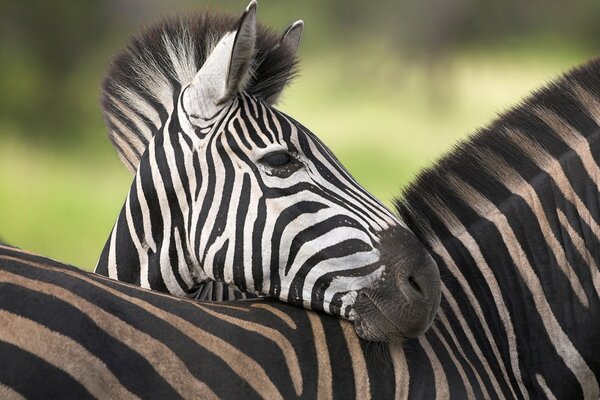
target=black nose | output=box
[351,226,441,342]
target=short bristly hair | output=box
[101,11,299,173]
[396,57,600,245]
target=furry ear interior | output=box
[265,20,304,104]
[183,1,257,122]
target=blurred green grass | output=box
[0,47,589,270]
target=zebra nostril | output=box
[408,275,424,296]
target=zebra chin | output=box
[350,226,441,342]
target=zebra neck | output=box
[96,124,202,294]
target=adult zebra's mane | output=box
[102,11,299,173]
[397,57,600,244]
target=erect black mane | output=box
[396,57,600,243]
[101,10,299,172]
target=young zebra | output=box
[94,1,441,342]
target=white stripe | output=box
[389,343,410,400]
[107,221,119,280]
[0,383,24,400]
[536,374,557,400]
[148,137,184,295]
[437,310,491,399]
[431,325,476,400]
[135,172,157,253]
[419,335,450,399]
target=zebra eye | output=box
[260,151,294,168]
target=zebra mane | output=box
[102,11,299,173]
[397,57,600,243]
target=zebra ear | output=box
[265,20,304,105]
[282,20,304,53]
[183,1,257,121]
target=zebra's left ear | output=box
[265,20,304,105]
[280,20,303,60]
[183,1,257,121]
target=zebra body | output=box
[394,57,600,398]
[0,245,397,399]
[94,1,441,342]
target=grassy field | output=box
[0,48,590,270]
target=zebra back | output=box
[0,245,398,399]
[397,57,600,398]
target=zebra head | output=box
[97,1,440,342]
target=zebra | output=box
[94,1,441,342]
[2,55,600,400]
[89,37,600,399]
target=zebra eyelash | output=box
[259,151,303,178]
[260,151,294,167]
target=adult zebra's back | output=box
[395,57,600,398]
[0,245,396,399]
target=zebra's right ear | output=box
[183,1,257,123]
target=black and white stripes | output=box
[95,1,441,342]
[1,245,399,399]
[3,31,600,397]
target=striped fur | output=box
[395,57,600,398]
[3,58,600,400]
[95,2,441,341]
[102,8,299,173]
[0,245,397,399]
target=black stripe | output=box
[0,340,93,399]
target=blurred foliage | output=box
[0,0,598,268]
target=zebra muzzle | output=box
[352,227,441,342]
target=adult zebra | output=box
[94,1,441,342]
[92,32,600,399]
